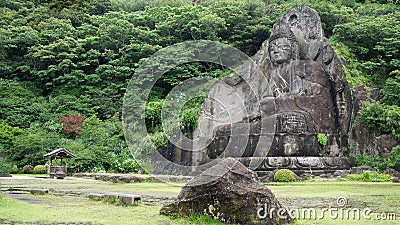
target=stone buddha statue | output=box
[267,28,301,98]
[261,27,337,157]
[205,13,341,160]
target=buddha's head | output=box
[268,28,299,66]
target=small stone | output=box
[88,193,104,200]
[392,177,399,183]
[258,171,276,182]
[118,194,141,205]
[319,173,333,179]
[117,176,144,183]
[333,170,350,178]
[299,173,313,180]
[350,166,375,174]
[103,192,119,202]
[30,189,49,195]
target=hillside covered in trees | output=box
[1,0,399,173]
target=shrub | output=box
[0,158,11,174]
[148,131,168,149]
[317,133,328,146]
[112,157,141,174]
[33,165,47,174]
[356,148,400,173]
[11,165,19,174]
[385,146,400,172]
[180,107,201,131]
[145,100,164,133]
[355,154,386,172]
[22,165,34,174]
[358,102,400,140]
[346,171,392,182]
[274,169,295,182]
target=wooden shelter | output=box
[44,148,75,179]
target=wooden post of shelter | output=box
[44,148,75,179]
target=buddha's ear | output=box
[292,42,299,60]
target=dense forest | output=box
[1,0,399,174]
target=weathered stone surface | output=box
[30,189,49,195]
[103,192,119,202]
[88,193,141,206]
[350,166,375,174]
[147,175,193,183]
[117,176,144,183]
[88,193,104,199]
[160,158,293,225]
[393,177,399,183]
[299,173,313,180]
[319,173,334,179]
[118,194,141,205]
[239,157,354,175]
[92,174,144,183]
[333,170,350,178]
[258,170,277,183]
[348,85,399,159]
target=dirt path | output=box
[0,218,102,225]
[2,192,42,204]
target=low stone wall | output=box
[73,173,145,183]
[73,173,193,183]
[88,192,141,206]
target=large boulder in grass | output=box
[160,158,293,225]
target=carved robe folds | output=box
[268,60,336,157]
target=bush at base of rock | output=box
[22,165,34,174]
[274,169,295,182]
[346,170,392,182]
[33,165,47,174]
[11,165,19,174]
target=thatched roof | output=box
[44,148,75,158]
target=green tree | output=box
[11,124,64,167]
[381,72,400,106]
[0,79,47,128]
[0,123,23,157]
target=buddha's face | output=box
[268,37,292,65]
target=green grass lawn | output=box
[0,194,225,225]
[0,176,399,225]
[267,180,400,225]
